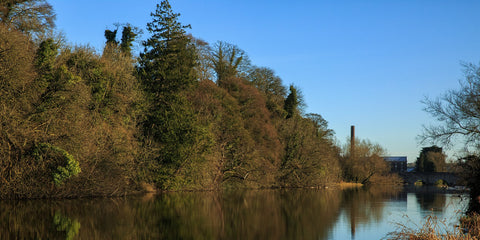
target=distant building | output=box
[384,156,407,173]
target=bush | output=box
[33,143,81,186]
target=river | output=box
[0,186,468,239]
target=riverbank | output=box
[387,213,480,239]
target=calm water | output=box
[0,187,468,240]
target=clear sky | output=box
[49,0,480,162]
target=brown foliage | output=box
[0,25,39,196]
[340,139,390,184]
[279,117,341,187]
[191,78,284,188]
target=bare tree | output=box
[0,0,55,38]
[209,41,251,83]
[421,63,480,149]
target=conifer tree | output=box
[138,0,196,93]
[137,0,203,188]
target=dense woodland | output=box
[0,0,397,198]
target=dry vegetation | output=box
[0,0,400,198]
[387,214,480,240]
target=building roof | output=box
[383,156,407,162]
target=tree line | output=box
[0,0,395,198]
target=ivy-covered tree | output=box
[284,85,300,119]
[119,25,138,55]
[104,28,118,46]
[104,24,140,56]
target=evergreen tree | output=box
[137,0,204,188]
[138,0,196,93]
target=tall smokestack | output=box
[350,125,355,157]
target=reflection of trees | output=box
[278,189,343,240]
[0,200,78,239]
[0,188,407,239]
[340,186,403,238]
[415,192,446,212]
[220,189,344,240]
[53,212,80,240]
[0,190,345,239]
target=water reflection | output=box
[410,187,447,212]
[340,186,405,239]
[0,187,466,240]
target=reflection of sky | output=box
[328,193,468,240]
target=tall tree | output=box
[137,0,204,188]
[138,0,196,93]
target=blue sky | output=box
[49,0,480,162]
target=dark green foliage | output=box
[104,24,140,56]
[284,85,299,119]
[120,25,137,55]
[33,143,81,186]
[458,155,480,214]
[104,29,118,45]
[35,38,57,72]
[137,0,209,189]
[138,0,196,93]
[415,146,446,172]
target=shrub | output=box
[33,143,81,186]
